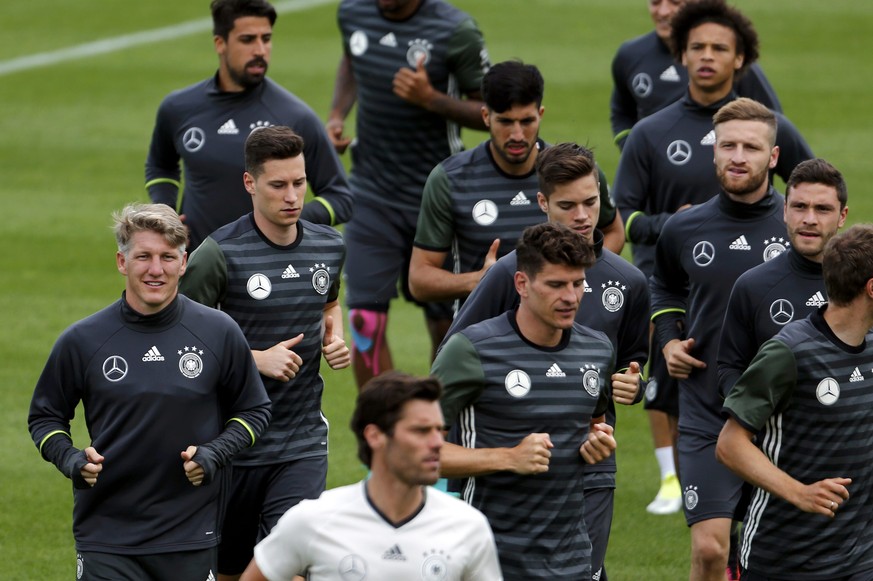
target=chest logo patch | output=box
[581,364,601,397]
[471,199,498,226]
[349,30,368,56]
[247,273,272,300]
[182,127,205,153]
[660,65,680,82]
[102,356,128,382]
[762,236,790,262]
[601,281,626,312]
[406,38,433,67]
[692,240,715,267]
[769,299,795,325]
[806,291,826,307]
[816,377,840,406]
[421,551,450,581]
[310,263,331,295]
[178,346,204,379]
[505,370,531,398]
[700,130,716,146]
[667,140,692,165]
[632,73,653,97]
[338,554,367,581]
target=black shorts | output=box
[677,431,743,526]
[77,548,216,580]
[218,456,327,575]
[742,568,873,581]
[343,198,453,320]
[584,485,615,581]
[643,335,680,416]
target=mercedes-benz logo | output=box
[338,554,367,581]
[667,140,692,165]
[769,299,795,325]
[102,356,128,382]
[349,30,368,56]
[472,199,498,226]
[182,127,205,152]
[504,369,531,398]
[692,241,715,267]
[632,73,653,98]
[816,377,840,406]
[246,273,272,300]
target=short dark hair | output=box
[516,222,595,279]
[786,158,848,210]
[713,97,777,147]
[481,60,545,113]
[823,224,873,307]
[244,126,304,177]
[536,142,597,198]
[670,0,759,76]
[351,372,443,468]
[211,0,277,39]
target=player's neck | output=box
[688,82,733,107]
[380,0,422,21]
[823,301,873,347]
[366,472,425,524]
[254,213,299,246]
[515,306,564,347]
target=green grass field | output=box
[2,1,872,578]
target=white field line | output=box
[0,0,336,77]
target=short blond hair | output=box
[113,203,187,256]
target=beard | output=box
[229,58,268,89]
[717,164,770,197]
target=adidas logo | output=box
[583,280,593,293]
[217,119,239,135]
[382,544,406,561]
[850,367,864,383]
[205,570,216,581]
[546,363,566,378]
[282,264,300,279]
[142,346,165,362]
[660,65,680,82]
[729,235,751,250]
[700,130,716,146]
[509,191,531,206]
[379,32,397,47]
[806,291,826,307]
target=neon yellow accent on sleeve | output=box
[311,197,337,225]
[38,430,72,457]
[614,129,631,145]
[144,178,181,190]
[226,418,257,446]
[624,211,645,242]
[651,308,686,322]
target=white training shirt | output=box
[253,481,503,581]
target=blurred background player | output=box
[410,61,624,313]
[610,0,781,150]
[327,0,490,387]
[240,372,503,581]
[180,127,348,581]
[445,144,648,581]
[28,203,270,580]
[146,0,351,252]
[612,0,813,518]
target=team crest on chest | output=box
[580,364,601,397]
[601,280,626,312]
[177,346,204,379]
[406,38,433,67]
[816,377,840,405]
[762,236,790,261]
[504,370,531,398]
[247,273,272,300]
[310,263,331,295]
[421,549,450,581]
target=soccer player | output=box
[145,0,351,252]
[239,372,503,581]
[717,224,873,580]
[179,126,349,581]
[28,203,271,580]
[610,0,782,150]
[612,0,813,517]
[433,222,618,580]
[444,143,647,581]
[410,61,623,309]
[650,97,791,580]
[327,0,490,387]
[718,158,849,398]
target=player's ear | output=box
[537,192,548,214]
[481,106,490,128]
[243,172,257,196]
[514,271,529,298]
[116,250,128,276]
[363,423,387,453]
